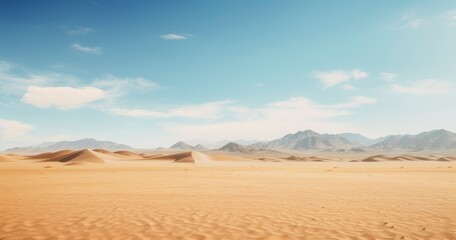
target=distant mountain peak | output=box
[251,129,354,150]
[169,141,194,149]
[299,129,318,134]
[218,142,250,153]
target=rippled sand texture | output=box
[1,162,455,239]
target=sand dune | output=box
[146,151,239,165]
[114,150,139,156]
[257,157,285,162]
[27,150,74,160]
[41,149,105,164]
[356,155,456,162]
[92,149,112,154]
[285,155,331,162]
[147,151,195,162]
[0,155,14,162]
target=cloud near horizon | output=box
[163,96,377,141]
[0,118,33,141]
[107,100,233,119]
[391,79,451,95]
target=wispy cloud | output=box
[0,60,79,94]
[107,100,232,120]
[71,43,102,55]
[391,79,452,95]
[0,118,83,149]
[1,60,160,110]
[333,96,377,108]
[405,19,423,29]
[391,16,423,30]
[160,34,188,40]
[22,86,105,109]
[67,26,93,36]
[93,74,159,98]
[92,74,160,103]
[314,69,368,88]
[0,118,33,141]
[162,96,377,141]
[380,72,398,81]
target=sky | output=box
[1,0,456,149]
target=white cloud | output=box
[71,43,102,55]
[1,61,159,110]
[380,72,397,81]
[0,118,85,150]
[163,96,376,141]
[22,86,106,109]
[109,100,232,119]
[0,118,33,141]
[160,34,187,40]
[67,26,93,36]
[351,69,369,80]
[391,79,452,95]
[314,70,351,88]
[314,69,368,88]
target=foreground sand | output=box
[1,161,455,240]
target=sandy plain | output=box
[1,150,455,240]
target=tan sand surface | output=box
[1,153,456,239]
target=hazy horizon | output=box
[1,1,456,149]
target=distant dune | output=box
[352,155,456,162]
[1,149,455,167]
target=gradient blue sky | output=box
[1,0,456,149]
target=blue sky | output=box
[1,0,456,149]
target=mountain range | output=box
[368,129,456,151]
[4,129,456,152]
[248,129,456,152]
[251,129,356,150]
[5,138,133,152]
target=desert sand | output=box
[1,149,456,239]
